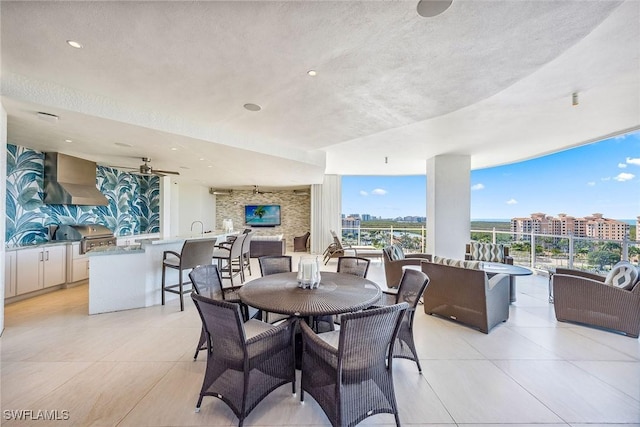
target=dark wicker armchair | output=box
[378,268,430,371]
[421,261,510,333]
[552,268,640,338]
[189,264,256,360]
[257,255,293,323]
[336,256,370,278]
[382,244,432,288]
[294,231,310,252]
[191,294,296,427]
[300,302,409,427]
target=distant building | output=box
[511,212,630,240]
[342,216,361,236]
[361,214,372,221]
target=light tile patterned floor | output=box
[1,254,639,426]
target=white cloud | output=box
[359,190,368,196]
[471,183,485,191]
[601,177,611,181]
[506,198,518,205]
[618,163,627,168]
[587,181,596,186]
[371,188,387,195]
[627,157,640,166]
[614,172,635,182]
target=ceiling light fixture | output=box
[209,188,232,195]
[65,139,73,143]
[171,147,177,151]
[572,92,579,106]
[307,70,317,76]
[244,103,261,112]
[417,0,453,18]
[66,40,83,49]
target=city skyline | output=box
[341,131,640,221]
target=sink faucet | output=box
[190,221,204,236]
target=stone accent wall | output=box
[215,190,310,252]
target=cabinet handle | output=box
[39,252,44,262]
[45,251,50,261]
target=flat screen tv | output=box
[244,204,281,227]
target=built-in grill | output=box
[55,224,117,254]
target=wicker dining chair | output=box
[378,268,430,371]
[257,255,293,324]
[300,302,409,427]
[336,256,370,278]
[191,293,296,427]
[314,256,371,332]
[189,264,256,360]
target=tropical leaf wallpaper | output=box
[5,144,160,246]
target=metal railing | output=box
[341,226,639,274]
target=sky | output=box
[342,131,640,221]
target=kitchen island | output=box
[88,231,237,314]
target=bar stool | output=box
[162,238,217,311]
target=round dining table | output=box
[237,271,382,317]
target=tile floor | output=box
[1,254,639,426]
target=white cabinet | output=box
[5,251,17,298]
[16,245,67,295]
[68,242,89,283]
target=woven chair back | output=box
[396,268,430,308]
[189,264,225,300]
[337,256,370,278]
[259,255,292,276]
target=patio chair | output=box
[211,233,246,285]
[382,244,432,288]
[377,268,430,371]
[552,263,640,338]
[258,255,293,323]
[189,264,258,360]
[161,238,217,311]
[336,255,370,278]
[294,231,310,252]
[191,293,296,427]
[300,302,409,427]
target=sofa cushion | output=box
[434,255,482,270]
[470,242,504,263]
[252,234,283,241]
[604,261,639,290]
[384,244,405,261]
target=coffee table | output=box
[482,262,532,303]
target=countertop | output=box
[87,245,145,256]
[5,240,76,251]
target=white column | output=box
[0,104,7,334]
[310,175,341,255]
[426,155,470,259]
[159,176,175,237]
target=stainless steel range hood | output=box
[44,152,108,206]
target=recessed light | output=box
[114,142,132,147]
[208,165,213,168]
[416,0,453,18]
[66,40,83,49]
[307,70,317,77]
[171,147,177,151]
[243,103,261,112]
[199,158,205,161]
[65,139,73,143]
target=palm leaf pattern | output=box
[5,145,160,245]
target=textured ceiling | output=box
[1,0,638,188]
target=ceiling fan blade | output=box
[153,169,180,175]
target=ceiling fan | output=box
[253,185,272,195]
[109,157,180,176]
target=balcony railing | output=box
[341,226,639,275]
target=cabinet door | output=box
[5,252,17,298]
[16,248,44,294]
[71,258,90,282]
[43,245,67,288]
